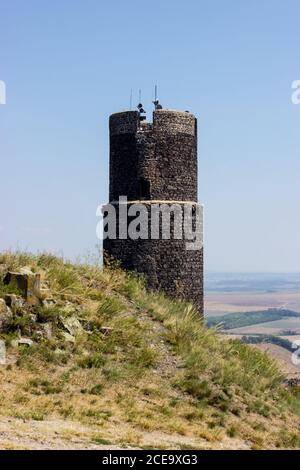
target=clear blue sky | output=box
[0,0,299,272]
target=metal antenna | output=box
[153,84,162,110]
[139,89,141,104]
[130,89,133,110]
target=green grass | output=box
[0,283,23,299]
[1,250,300,449]
[77,352,106,369]
[129,291,283,408]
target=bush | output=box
[77,352,106,369]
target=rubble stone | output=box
[60,316,82,336]
[0,298,12,330]
[3,271,41,305]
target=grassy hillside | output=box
[0,252,300,449]
[206,309,300,330]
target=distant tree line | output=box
[206,309,300,330]
[240,334,295,353]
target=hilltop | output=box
[0,252,300,450]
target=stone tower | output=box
[103,108,203,314]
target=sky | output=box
[0,0,299,272]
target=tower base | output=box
[103,200,204,315]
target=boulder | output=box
[60,316,82,336]
[0,298,12,331]
[18,337,34,347]
[19,267,34,275]
[3,271,41,305]
[11,337,34,347]
[61,331,75,343]
[42,322,52,340]
[4,294,24,310]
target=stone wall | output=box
[106,108,203,315]
[109,111,139,135]
[103,201,203,312]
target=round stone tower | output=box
[104,108,203,314]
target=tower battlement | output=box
[110,109,196,136]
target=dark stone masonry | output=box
[104,109,204,315]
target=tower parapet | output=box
[109,111,139,136]
[153,109,196,135]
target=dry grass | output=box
[0,251,300,449]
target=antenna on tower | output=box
[130,89,133,110]
[153,84,163,110]
[138,89,142,104]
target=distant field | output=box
[205,273,300,379]
[205,292,300,317]
[281,335,300,342]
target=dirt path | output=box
[0,416,119,450]
[0,416,249,450]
